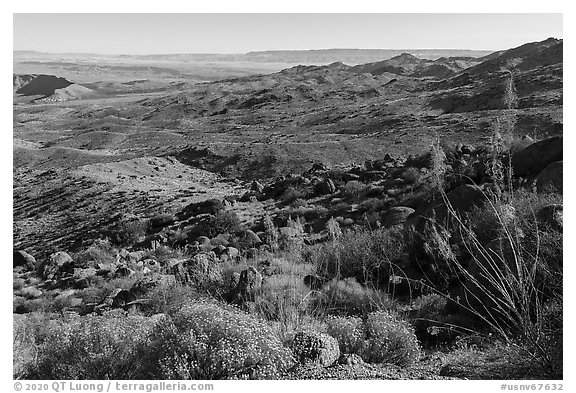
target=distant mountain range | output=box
[14,48,494,65]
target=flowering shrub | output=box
[324,312,420,366]
[150,301,295,379]
[362,311,420,365]
[14,310,158,379]
[325,316,365,354]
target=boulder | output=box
[186,253,223,287]
[114,265,135,277]
[381,206,415,228]
[13,250,36,271]
[251,180,264,193]
[460,144,476,155]
[291,331,340,367]
[128,251,146,262]
[537,204,563,231]
[244,229,262,246]
[415,184,486,225]
[110,289,137,309]
[229,266,262,304]
[130,274,177,297]
[535,161,562,194]
[338,353,364,366]
[43,251,74,280]
[171,261,191,285]
[18,286,43,299]
[512,136,562,177]
[318,179,337,195]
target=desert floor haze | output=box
[13,36,563,380]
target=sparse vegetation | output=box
[13,35,563,380]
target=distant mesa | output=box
[14,74,95,101]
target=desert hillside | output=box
[13,38,563,381]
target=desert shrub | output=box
[290,198,308,208]
[401,167,422,184]
[263,213,279,250]
[324,312,420,365]
[315,277,395,316]
[149,213,176,229]
[254,274,316,336]
[14,310,158,379]
[72,239,116,268]
[278,217,305,252]
[343,180,367,200]
[109,218,148,247]
[331,202,351,215]
[200,211,242,238]
[147,301,295,379]
[357,198,387,214]
[280,187,305,204]
[410,293,465,347]
[290,204,329,221]
[362,311,420,365]
[437,185,563,375]
[137,282,204,316]
[325,316,365,354]
[307,226,408,284]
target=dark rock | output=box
[229,266,262,304]
[535,161,562,193]
[537,204,563,231]
[13,250,36,271]
[110,289,136,309]
[311,162,328,172]
[251,180,264,193]
[512,136,562,177]
[381,206,415,228]
[318,179,336,195]
[460,144,475,155]
[170,259,191,285]
[114,265,134,277]
[291,331,340,367]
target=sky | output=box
[13,13,563,55]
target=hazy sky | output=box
[13,13,563,55]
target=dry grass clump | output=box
[305,226,407,284]
[315,277,395,316]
